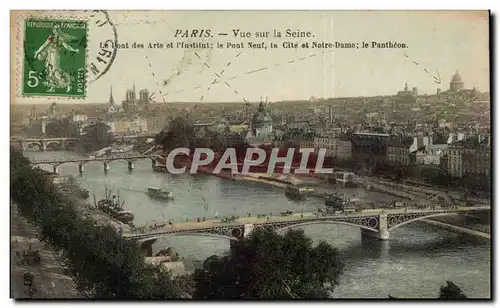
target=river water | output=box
[25,150,491,298]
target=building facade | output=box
[107,117,148,134]
[447,135,491,178]
[314,135,336,157]
[336,133,352,160]
[415,144,448,165]
[387,135,432,166]
[351,132,390,170]
[387,136,414,166]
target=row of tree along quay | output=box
[10,147,470,299]
[10,148,183,299]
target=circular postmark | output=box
[85,10,118,83]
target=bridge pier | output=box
[229,237,244,250]
[78,164,84,174]
[53,165,59,174]
[104,162,110,173]
[361,214,390,240]
[137,237,158,257]
[128,161,135,172]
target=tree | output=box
[192,229,344,299]
[81,122,111,153]
[10,148,182,299]
[438,281,468,299]
[156,116,196,150]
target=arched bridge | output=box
[11,137,79,151]
[123,206,490,241]
[31,154,162,174]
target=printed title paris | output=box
[174,29,313,38]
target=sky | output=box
[11,10,490,104]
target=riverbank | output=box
[48,173,133,233]
[421,218,490,239]
[153,161,299,188]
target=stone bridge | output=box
[11,138,79,151]
[123,206,490,242]
[30,155,161,174]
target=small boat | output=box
[147,187,174,200]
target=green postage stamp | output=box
[22,18,87,98]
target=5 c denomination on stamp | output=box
[22,18,87,98]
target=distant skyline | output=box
[12,10,489,104]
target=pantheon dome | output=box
[449,70,464,92]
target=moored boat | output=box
[96,186,135,225]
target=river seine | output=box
[26,151,491,298]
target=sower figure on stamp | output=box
[34,25,79,93]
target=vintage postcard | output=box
[10,10,491,299]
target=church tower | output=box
[109,85,115,104]
[29,105,37,119]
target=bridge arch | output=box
[388,212,484,232]
[44,140,61,148]
[65,140,78,147]
[24,141,42,149]
[273,219,379,233]
[32,163,55,169]
[54,161,86,168]
[31,163,54,172]
[102,158,135,165]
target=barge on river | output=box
[147,187,174,200]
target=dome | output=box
[451,71,463,83]
[252,103,272,123]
